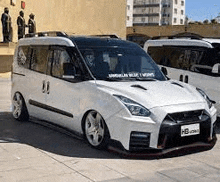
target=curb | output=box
[0,72,11,79]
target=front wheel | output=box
[12,92,29,121]
[84,110,110,149]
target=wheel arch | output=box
[81,109,93,137]
[81,109,111,139]
[12,91,29,121]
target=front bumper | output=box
[157,111,213,149]
[108,135,217,158]
[107,108,217,156]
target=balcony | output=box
[162,13,170,17]
[134,4,160,8]
[133,13,160,17]
[162,3,170,8]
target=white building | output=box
[127,0,134,27]
[215,13,220,24]
[130,0,185,26]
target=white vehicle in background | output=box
[11,32,217,156]
[144,36,220,117]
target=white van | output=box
[12,32,217,154]
[144,37,220,117]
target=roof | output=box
[69,36,139,48]
[18,31,138,49]
[202,38,220,44]
[144,38,213,49]
[18,36,75,47]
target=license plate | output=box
[181,123,200,137]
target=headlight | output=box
[196,88,215,108]
[114,95,151,117]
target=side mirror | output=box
[161,66,168,76]
[63,62,76,79]
[212,63,220,74]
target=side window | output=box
[17,46,30,68]
[30,46,49,74]
[148,46,164,65]
[47,50,54,75]
[51,49,72,78]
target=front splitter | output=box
[107,136,217,159]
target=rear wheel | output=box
[84,110,110,149]
[12,92,29,121]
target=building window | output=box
[181,1,184,6]
[127,5,130,10]
[174,18,177,23]
[180,19,183,24]
[141,17,145,22]
[175,0,178,4]
[127,16,130,21]
[181,10,184,15]
[174,9,177,14]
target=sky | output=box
[186,0,220,22]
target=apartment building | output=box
[127,0,134,27]
[131,0,185,26]
[216,13,220,23]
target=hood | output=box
[96,80,205,109]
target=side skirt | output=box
[29,99,73,118]
[30,116,84,140]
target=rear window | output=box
[17,46,30,69]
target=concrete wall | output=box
[127,24,220,38]
[0,55,13,72]
[0,0,127,42]
[0,0,126,73]
[0,42,16,72]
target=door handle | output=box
[179,75,183,82]
[46,81,50,94]
[184,75,189,83]
[42,80,46,93]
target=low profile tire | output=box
[84,110,110,149]
[12,92,29,121]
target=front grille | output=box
[158,111,211,149]
[129,131,151,151]
[165,110,204,124]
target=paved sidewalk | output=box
[0,77,220,182]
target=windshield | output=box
[79,46,166,81]
[212,43,220,64]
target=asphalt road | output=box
[0,77,220,182]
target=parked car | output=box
[144,37,220,117]
[11,32,217,155]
